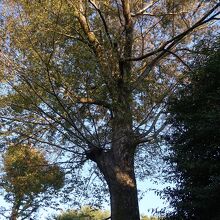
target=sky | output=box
[138,180,169,216]
[37,181,169,219]
[0,178,170,219]
[41,179,170,219]
[37,179,169,219]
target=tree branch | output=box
[77,97,112,110]
[71,1,103,59]
[132,3,220,88]
[131,0,158,17]
[164,49,192,71]
[88,0,113,46]
[127,3,220,62]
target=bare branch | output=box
[88,0,113,46]
[139,109,165,139]
[164,49,192,71]
[121,0,132,26]
[131,0,158,17]
[139,119,168,144]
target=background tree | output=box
[0,144,64,220]
[140,214,160,220]
[0,1,220,219]
[53,207,158,220]
[163,39,220,220]
[53,206,110,220]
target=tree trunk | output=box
[108,165,140,220]
[95,149,140,220]
[10,196,23,220]
[109,182,140,220]
[10,211,17,220]
[10,201,20,220]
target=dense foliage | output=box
[164,41,220,220]
[0,144,64,219]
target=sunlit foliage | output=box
[53,206,110,220]
[0,144,64,219]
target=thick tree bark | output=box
[94,149,140,220]
[109,177,140,220]
[109,182,140,220]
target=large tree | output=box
[0,1,219,219]
[163,40,220,220]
